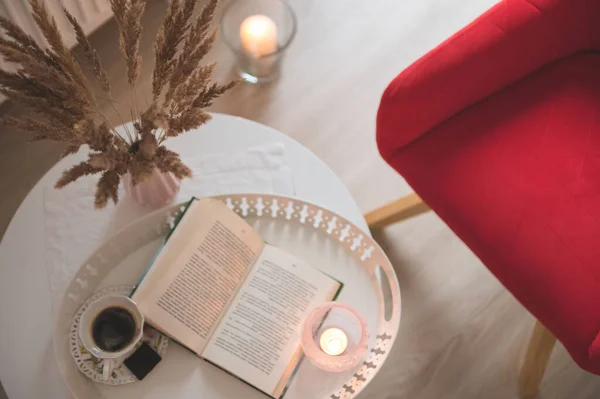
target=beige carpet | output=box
[0,0,599,398]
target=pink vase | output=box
[123,168,181,209]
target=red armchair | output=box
[366,0,600,396]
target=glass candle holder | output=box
[221,0,297,84]
[301,302,369,373]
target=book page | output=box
[132,199,264,354]
[202,245,341,398]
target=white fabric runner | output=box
[44,142,295,313]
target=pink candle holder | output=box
[301,302,369,372]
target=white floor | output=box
[0,0,598,397]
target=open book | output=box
[132,198,343,398]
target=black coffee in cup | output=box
[91,306,136,352]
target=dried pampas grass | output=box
[0,0,236,208]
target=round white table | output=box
[0,114,370,399]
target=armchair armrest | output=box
[590,330,600,363]
[377,0,600,161]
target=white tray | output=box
[53,194,401,399]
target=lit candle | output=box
[319,328,348,356]
[240,15,278,57]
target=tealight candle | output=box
[222,0,296,83]
[319,327,348,356]
[239,15,278,57]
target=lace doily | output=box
[69,285,169,385]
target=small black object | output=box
[124,342,162,380]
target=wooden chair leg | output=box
[519,321,557,398]
[365,193,430,229]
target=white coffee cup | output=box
[79,295,144,380]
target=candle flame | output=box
[320,328,348,356]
